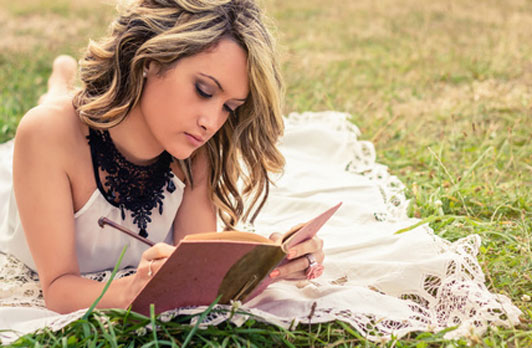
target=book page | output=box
[280,203,342,251]
[183,230,274,244]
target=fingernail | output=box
[287,250,296,259]
[269,269,280,278]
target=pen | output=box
[98,216,155,247]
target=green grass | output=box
[1,0,531,346]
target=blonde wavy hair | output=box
[73,0,284,229]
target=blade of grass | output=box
[182,295,221,348]
[427,146,473,216]
[150,304,160,348]
[83,245,128,320]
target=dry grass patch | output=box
[379,79,532,137]
[266,0,532,141]
[0,11,90,53]
[0,0,113,54]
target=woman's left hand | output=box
[268,232,325,281]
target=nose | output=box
[197,103,227,133]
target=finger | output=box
[306,264,325,280]
[287,223,305,234]
[282,271,308,281]
[286,237,324,260]
[150,258,166,275]
[278,264,325,281]
[269,256,310,279]
[269,232,283,243]
[300,251,324,268]
[270,222,306,243]
[142,242,175,260]
[139,257,167,278]
[270,250,325,280]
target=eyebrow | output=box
[199,73,247,102]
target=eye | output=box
[223,104,235,114]
[195,84,212,98]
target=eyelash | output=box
[195,84,234,114]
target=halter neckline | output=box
[87,128,176,237]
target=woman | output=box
[0,0,522,343]
[0,0,324,314]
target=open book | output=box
[129,202,342,315]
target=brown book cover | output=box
[129,202,342,315]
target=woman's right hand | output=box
[125,242,176,305]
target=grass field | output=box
[0,0,531,346]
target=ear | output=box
[144,60,162,77]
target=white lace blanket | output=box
[0,111,522,344]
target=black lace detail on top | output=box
[87,128,176,238]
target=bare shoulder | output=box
[15,96,86,158]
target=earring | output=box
[143,70,147,78]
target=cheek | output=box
[141,80,185,126]
[217,114,230,130]
[140,81,165,116]
[210,113,231,138]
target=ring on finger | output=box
[148,260,154,277]
[305,254,318,269]
[305,254,321,279]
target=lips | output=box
[186,133,204,142]
[184,132,205,146]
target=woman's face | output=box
[139,38,249,159]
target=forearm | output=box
[173,148,217,242]
[44,274,134,314]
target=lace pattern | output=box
[0,253,43,308]
[0,253,137,309]
[293,235,519,341]
[87,128,176,238]
[0,112,522,343]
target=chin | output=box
[167,147,196,160]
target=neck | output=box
[108,105,165,165]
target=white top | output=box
[0,140,185,273]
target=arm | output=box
[13,106,167,313]
[170,146,325,281]
[173,148,217,243]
